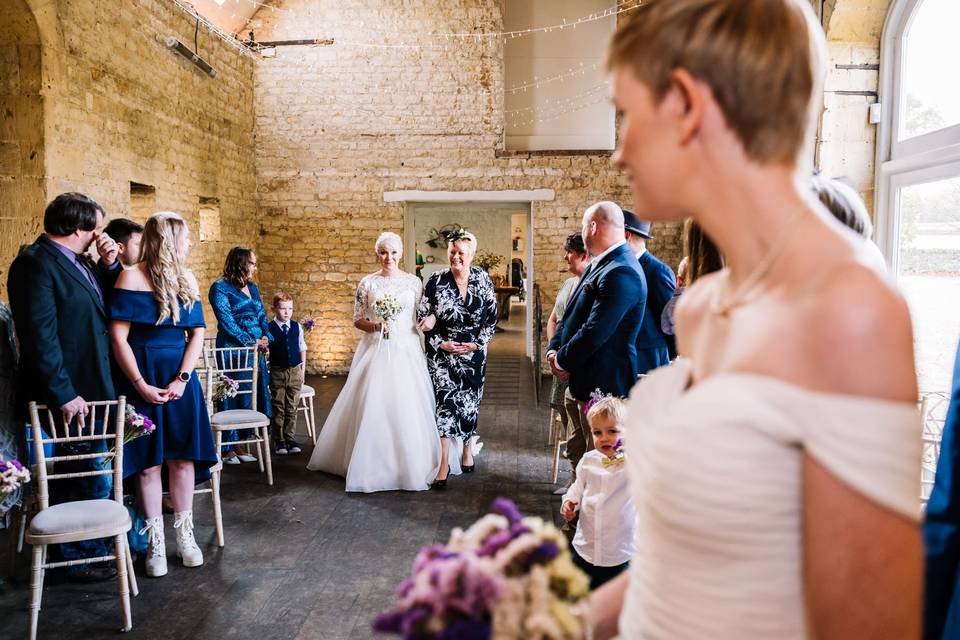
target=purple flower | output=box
[521,542,560,571]
[490,497,523,525]
[436,618,491,640]
[399,607,430,636]
[613,437,623,450]
[372,610,404,633]
[303,318,316,332]
[477,522,529,557]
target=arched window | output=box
[876,0,960,392]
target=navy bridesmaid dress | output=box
[109,289,217,481]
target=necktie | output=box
[602,454,626,469]
[282,323,289,335]
[77,255,104,306]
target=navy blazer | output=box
[7,236,121,417]
[924,340,960,640]
[547,243,646,401]
[636,250,677,373]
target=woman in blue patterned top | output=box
[110,212,216,577]
[208,247,272,463]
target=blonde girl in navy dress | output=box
[109,213,216,578]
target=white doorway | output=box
[385,189,555,359]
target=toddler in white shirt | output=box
[561,395,636,589]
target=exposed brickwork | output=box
[250,0,682,373]
[0,0,259,307]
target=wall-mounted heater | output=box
[165,36,217,78]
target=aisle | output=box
[0,304,558,639]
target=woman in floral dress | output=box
[417,231,498,488]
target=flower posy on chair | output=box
[0,457,30,498]
[373,497,590,639]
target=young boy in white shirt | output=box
[561,395,636,589]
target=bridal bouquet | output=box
[212,371,240,402]
[373,498,590,640]
[374,294,403,340]
[102,404,156,466]
[0,457,31,498]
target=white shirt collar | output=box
[590,239,626,265]
[635,248,646,259]
[275,319,290,329]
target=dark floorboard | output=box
[0,305,569,639]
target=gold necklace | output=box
[709,210,805,317]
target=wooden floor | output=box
[0,305,564,639]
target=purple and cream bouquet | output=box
[373,294,403,340]
[302,318,316,333]
[0,457,31,498]
[212,371,240,403]
[101,404,155,466]
[374,498,590,640]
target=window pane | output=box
[900,0,960,139]
[897,175,960,392]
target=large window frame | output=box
[875,0,960,270]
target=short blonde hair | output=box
[375,231,403,253]
[272,291,293,308]
[586,396,626,428]
[607,0,825,165]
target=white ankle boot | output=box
[173,510,203,568]
[139,515,167,578]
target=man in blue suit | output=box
[8,192,122,582]
[547,201,646,465]
[623,210,677,371]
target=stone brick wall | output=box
[0,0,45,295]
[0,0,259,309]
[250,0,683,373]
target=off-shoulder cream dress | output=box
[619,358,921,638]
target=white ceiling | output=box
[187,0,260,37]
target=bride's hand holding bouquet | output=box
[374,294,403,340]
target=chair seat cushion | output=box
[29,499,130,537]
[300,384,315,398]
[211,409,270,426]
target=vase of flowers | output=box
[474,250,505,274]
[373,498,590,640]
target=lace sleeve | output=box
[417,273,435,322]
[353,277,369,322]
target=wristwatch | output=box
[177,371,190,383]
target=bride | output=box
[306,232,446,492]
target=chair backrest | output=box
[195,366,215,417]
[203,344,260,412]
[27,398,126,510]
[920,390,950,505]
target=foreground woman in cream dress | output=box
[307,233,443,492]
[587,1,922,639]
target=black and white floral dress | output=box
[417,267,498,439]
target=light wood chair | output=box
[549,408,568,485]
[920,391,950,507]
[297,384,317,444]
[25,398,138,640]
[203,345,274,486]
[177,366,224,547]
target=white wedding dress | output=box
[306,272,443,492]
